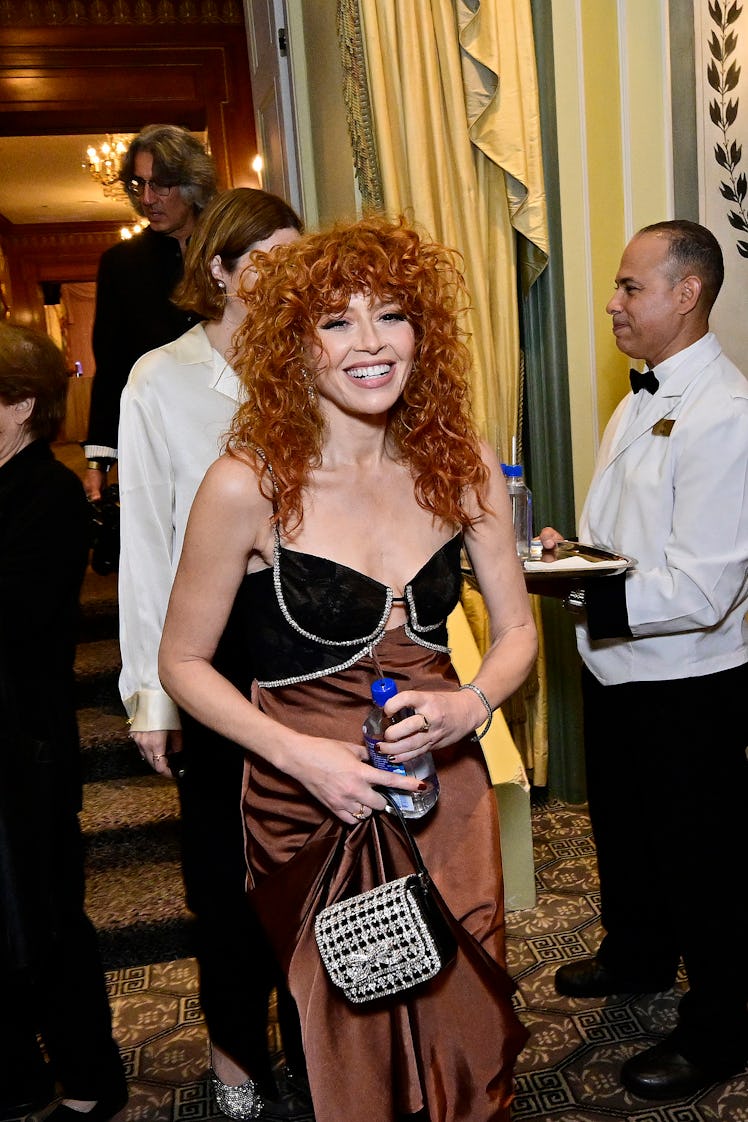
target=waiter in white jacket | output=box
[541,220,748,1101]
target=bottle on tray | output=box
[501,462,533,559]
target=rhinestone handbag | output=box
[314,790,457,1003]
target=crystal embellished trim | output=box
[210,1072,264,1120]
[256,644,374,688]
[404,622,450,654]
[260,519,453,686]
[273,529,393,647]
[404,584,444,634]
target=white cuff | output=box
[124,689,181,732]
[84,444,118,460]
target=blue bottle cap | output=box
[371,677,398,705]
[501,463,523,478]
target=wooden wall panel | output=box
[0,6,257,323]
[1,222,122,329]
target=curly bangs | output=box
[228,214,488,530]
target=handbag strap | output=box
[376,787,430,879]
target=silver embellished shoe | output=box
[210,1070,264,1120]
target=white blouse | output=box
[117,323,242,730]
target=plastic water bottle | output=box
[501,463,533,559]
[362,677,439,819]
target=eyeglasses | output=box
[126,177,178,199]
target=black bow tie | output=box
[630,368,659,395]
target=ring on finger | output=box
[153,753,166,762]
[353,803,367,821]
[417,712,430,733]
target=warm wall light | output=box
[120,221,147,241]
[251,153,264,187]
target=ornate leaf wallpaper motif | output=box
[707,0,748,257]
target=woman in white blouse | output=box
[117,188,307,1120]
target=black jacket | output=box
[0,441,90,972]
[86,225,199,451]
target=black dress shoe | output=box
[555,957,674,998]
[262,1068,315,1121]
[621,1039,719,1100]
[42,1088,128,1122]
[0,1068,55,1120]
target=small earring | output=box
[302,368,317,404]
[216,279,227,293]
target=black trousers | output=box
[1,808,125,1103]
[582,661,748,1072]
[178,714,305,1091]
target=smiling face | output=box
[133,150,196,242]
[308,292,416,418]
[606,232,697,367]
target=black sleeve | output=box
[0,465,89,636]
[584,572,633,640]
[86,236,195,451]
[87,246,133,449]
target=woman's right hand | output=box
[130,729,184,777]
[283,736,423,826]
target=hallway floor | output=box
[14,798,746,1122]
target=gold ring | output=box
[419,713,430,733]
[153,753,166,762]
[353,804,367,821]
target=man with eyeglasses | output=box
[83,124,217,500]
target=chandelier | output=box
[82,135,132,199]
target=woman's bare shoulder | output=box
[192,451,271,523]
[201,450,264,495]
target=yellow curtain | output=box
[348,0,547,454]
[338,0,550,783]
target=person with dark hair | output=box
[540,219,748,1100]
[0,324,127,1121]
[83,124,218,500]
[158,215,537,1121]
[118,188,307,1120]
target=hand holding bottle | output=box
[363,678,439,819]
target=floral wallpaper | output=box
[696,0,748,365]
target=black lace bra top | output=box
[217,528,463,689]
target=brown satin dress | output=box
[219,531,528,1121]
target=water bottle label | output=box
[363,735,415,811]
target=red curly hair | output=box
[228,214,489,530]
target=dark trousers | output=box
[582,662,748,1072]
[1,809,125,1103]
[178,715,304,1091]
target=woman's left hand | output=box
[378,688,481,763]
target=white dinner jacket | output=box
[577,332,748,685]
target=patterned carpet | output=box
[18,799,744,1122]
[505,800,748,1121]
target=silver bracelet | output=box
[459,682,493,740]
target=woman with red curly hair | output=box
[160,215,536,1121]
